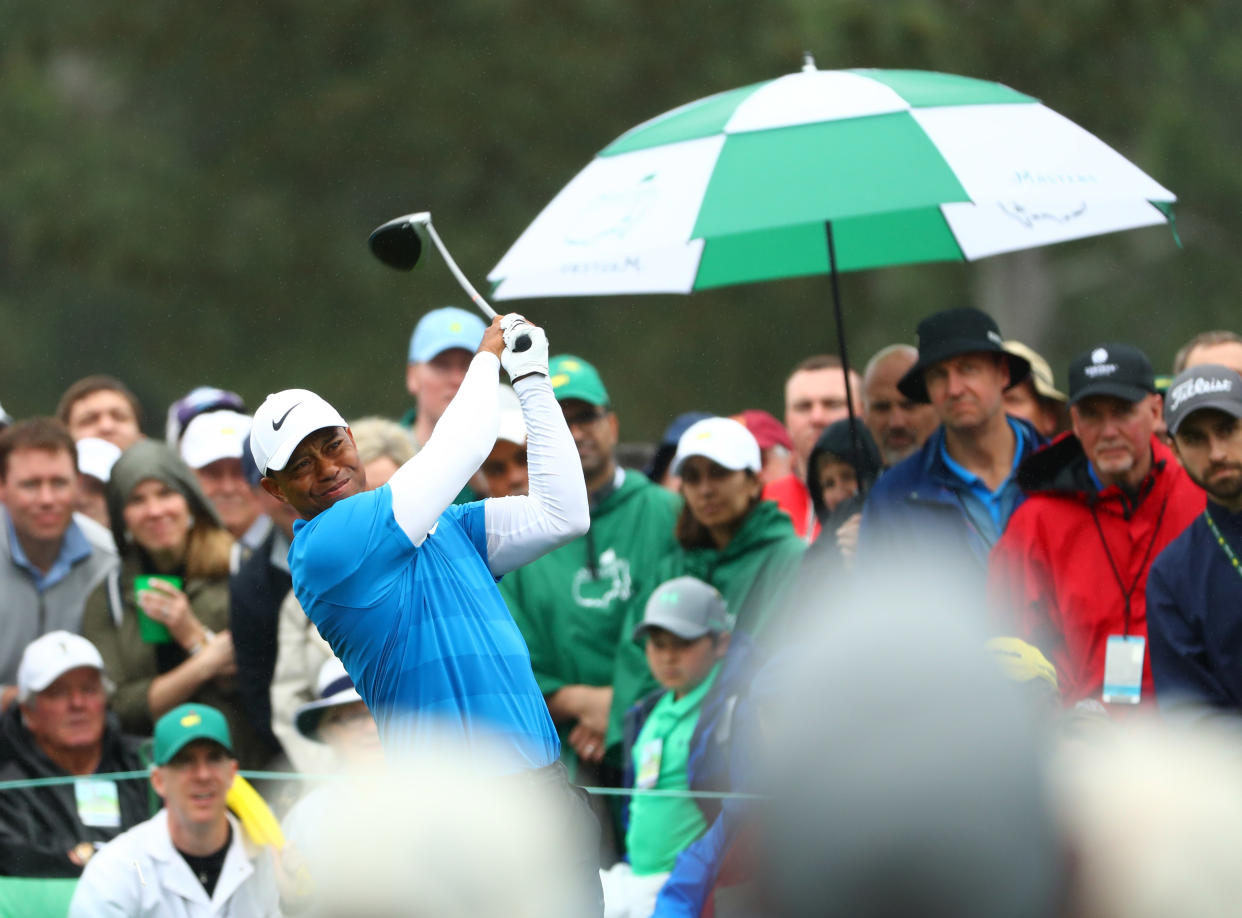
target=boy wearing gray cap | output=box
[1148,364,1242,715]
[600,576,730,918]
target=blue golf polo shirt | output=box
[289,484,559,772]
[939,417,1028,546]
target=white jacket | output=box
[68,810,280,917]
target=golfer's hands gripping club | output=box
[500,313,548,381]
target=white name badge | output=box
[1102,635,1145,705]
[636,739,663,790]
[75,779,121,828]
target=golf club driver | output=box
[368,212,531,352]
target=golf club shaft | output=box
[421,220,497,320]
[422,219,531,352]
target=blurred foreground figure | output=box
[758,572,1065,918]
[276,741,596,918]
[1054,718,1242,918]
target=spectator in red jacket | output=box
[989,342,1204,708]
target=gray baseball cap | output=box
[1165,363,1242,436]
[632,576,730,642]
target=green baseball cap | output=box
[153,703,233,765]
[548,354,610,407]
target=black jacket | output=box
[0,705,149,877]
[229,525,292,766]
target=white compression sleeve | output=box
[484,373,590,576]
[388,351,500,546]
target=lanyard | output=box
[1202,508,1242,580]
[1089,490,1170,636]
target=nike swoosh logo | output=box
[272,403,301,430]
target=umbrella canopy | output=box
[489,64,1176,300]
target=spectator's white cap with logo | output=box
[76,437,123,483]
[180,410,252,471]
[250,389,349,475]
[18,631,105,702]
[671,416,761,476]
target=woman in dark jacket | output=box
[82,440,265,766]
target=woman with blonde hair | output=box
[82,440,266,765]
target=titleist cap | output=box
[250,389,348,475]
[1165,364,1242,436]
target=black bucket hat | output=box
[897,308,1031,404]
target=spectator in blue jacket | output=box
[859,308,1043,578]
[1147,364,1242,716]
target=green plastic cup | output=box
[134,575,183,644]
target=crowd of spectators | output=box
[5,303,1242,917]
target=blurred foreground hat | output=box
[251,389,349,474]
[154,704,233,765]
[18,631,105,703]
[408,307,486,363]
[1068,343,1156,405]
[1165,364,1242,436]
[76,437,122,483]
[180,410,251,470]
[1003,341,1067,403]
[732,409,793,451]
[548,354,610,407]
[295,657,365,742]
[0,400,11,429]
[899,308,1030,403]
[633,576,730,642]
[672,417,761,476]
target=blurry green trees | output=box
[0,0,1232,438]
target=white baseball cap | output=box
[180,410,252,470]
[18,631,105,703]
[250,389,349,475]
[496,385,526,447]
[76,437,123,483]
[671,417,761,476]
[294,657,365,742]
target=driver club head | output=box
[368,212,431,271]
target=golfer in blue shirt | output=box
[251,314,589,773]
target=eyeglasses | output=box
[563,407,607,428]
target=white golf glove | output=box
[500,313,549,380]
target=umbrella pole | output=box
[824,221,867,494]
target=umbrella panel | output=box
[691,114,972,238]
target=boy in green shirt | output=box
[600,576,730,918]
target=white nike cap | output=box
[250,389,349,474]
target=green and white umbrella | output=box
[488,63,1176,299]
